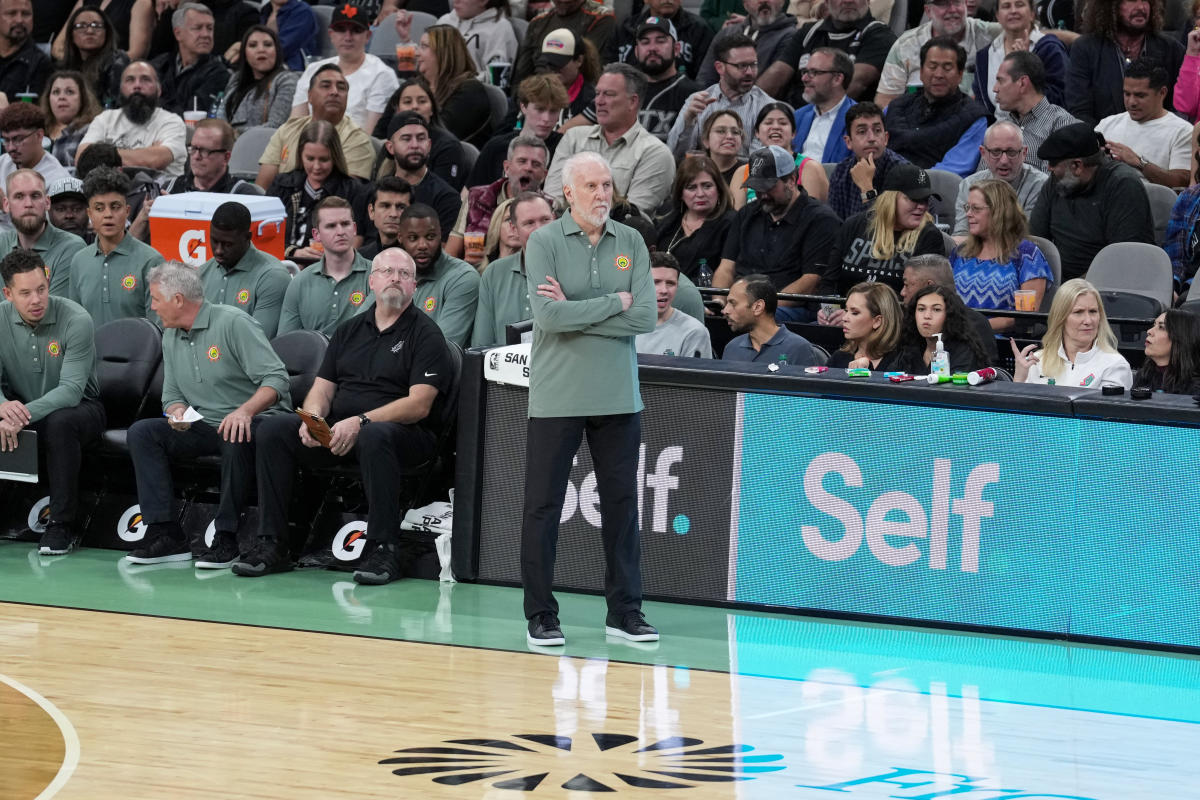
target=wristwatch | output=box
[1136,155,1149,171]
[357,413,370,427]
[861,189,878,202]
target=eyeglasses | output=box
[983,146,1023,159]
[799,68,838,78]
[372,267,415,279]
[187,145,228,158]
[710,125,742,137]
[73,21,104,30]
[719,59,758,72]
[1,130,36,147]
[961,203,989,214]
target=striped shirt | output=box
[996,97,1080,172]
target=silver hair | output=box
[507,133,549,162]
[173,2,213,30]
[148,261,203,303]
[560,152,611,194]
[904,254,955,287]
[984,120,1024,146]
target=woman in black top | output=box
[655,156,735,287]
[418,25,493,147]
[55,6,128,106]
[1136,310,1200,394]
[373,77,468,190]
[827,282,904,370]
[895,284,991,374]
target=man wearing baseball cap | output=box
[604,0,713,81]
[513,0,615,85]
[713,145,841,322]
[533,29,597,125]
[46,178,89,244]
[1029,122,1154,282]
[625,16,701,139]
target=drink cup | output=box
[396,43,417,73]
[464,231,486,264]
[488,61,512,90]
[15,92,36,103]
[1013,289,1037,312]
[183,110,206,127]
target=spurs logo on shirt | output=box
[207,345,220,361]
[349,291,365,306]
[236,289,251,304]
[424,296,436,312]
[121,275,137,290]
[47,341,61,357]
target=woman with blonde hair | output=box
[952,179,1052,331]
[482,196,521,269]
[1011,278,1133,389]
[827,282,905,370]
[418,24,493,146]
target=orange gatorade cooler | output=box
[150,192,287,266]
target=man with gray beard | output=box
[76,61,188,178]
[1028,122,1153,282]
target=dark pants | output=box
[29,398,106,523]
[520,413,643,621]
[255,414,436,545]
[127,417,259,532]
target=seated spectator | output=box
[884,37,986,177]
[695,0,796,88]
[901,251,999,362]
[874,0,998,107]
[259,0,319,71]
[468,74,568,186]
[720,272,817,364]
[715,145,841,322]
[952,179,1051,331]
[257,64,375,187]
[730,101,828,205]
[823,163,945,299]
[512,0,615,85]
[1011,277,1133,388]
[828,101,907,220]
[41,71,100,169]
[627,16,701,140]
[1177,26,1200,123]
[359,176,412,260]
[1029,123,1154,282]
[374,77,470,191]
[1096,59,1193,189]
[57,0,146,59]
[139,0,257,64]
[668,34,773,160]
[951,120,1047,235]
[700,109,746,184]
[162,119,253,194]
[472,190,556,346]
[1,170,85,291]
[437,0,518,81]
[895,282,991,373]
[381,111,462,241]
[481,196,521,266]
[218,25,298,132]
[826,280,903,369]
[544,63,676,214]
[278,197,374,336]
[447,134,549,264]
[973,0,1066,116]
[55,7,127,107]
[1067,0,1183,127]
[532,28,600,127]
[606,0,712,81]
[76,61,188,178]
[47,177,89,243]
[992,50,1079,173]
[400,202,480,346]
[0,0,49,103]
[269,119,369,261]
[1165,155,1200,294]
[416,25,494,147]
[1135,310,1200,394]
[0,102,71,201]
[791,48,856,164]
[290,2,398,133]
[198,201,292,338]
[655,154,734,286]
[150,3,231,115]
[637,252,712,357]
[758,0,895,105]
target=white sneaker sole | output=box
[124,551,193,565]
[38,546,71,556]
[605,626,660,642]
[195,559,236,569]
[527,632,566,646]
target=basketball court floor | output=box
[1,542,1198,799]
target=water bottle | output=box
[696,259,713,288]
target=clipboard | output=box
[295,409,332,448]
[0,429,37,483]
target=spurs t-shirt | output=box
[827,210,945,296]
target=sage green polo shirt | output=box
[0,296,99,423]
[524,215,656,418]
[277,251,372,336]
[67,234,163,326]
[414,250,480,347]
[161,302,291,422]
[199,244,292,339]
[0,224,87,297]
[472,252,531,348]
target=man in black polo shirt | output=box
[713,145,840,322]
[381,112,460,241]
[234,248,451,585]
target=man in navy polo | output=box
[721,273,818,365]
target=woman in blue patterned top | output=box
[951,178,1052,332]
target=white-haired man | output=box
[520,151,659,648]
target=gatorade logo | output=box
[236,289,251,305]
[47,341,60,357]
[117,505,148,543]
[349,291,365,306]
[121,274,137,291]
[423,296,436,312]
[26,497,50,534]
[179,229,207,265]
[208,345,220,361]
[332,521,369,562]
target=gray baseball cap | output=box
[744,146,796,194]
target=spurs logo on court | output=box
[117,505,148,542]
[332,521,369,561]
[379,733,783,792]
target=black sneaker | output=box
[527,613,565,646]
[195,531,239,569]
[605,610,659,642]
[231,537,292,577]
[125,524,191,565]
[353,541,402,585]
[38,522,75,556]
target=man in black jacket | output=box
[150,3,232,115]
[605,0,713,81]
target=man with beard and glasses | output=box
[713,145,840,322]
[758,0,895,104]
[874,0,1000,108]
[198,201,291,338]
[46,178,89,243]
[668,34,772,159]
[605,0,713,81]
[0,0,49,104]
[1068,0,1183,126]
[383,112,460,242]
[520,151,658,649]
[234,247,450,583]
[512,0,615,85]
[625,17,700,140]
[399,203,478,346]
[695,0,796,88]
[1029,123,1154,282]
[0,171,84,294]
[446,134,549,264]
[76,61,188,178]
[720,273,816,364]
[150,3,231,116]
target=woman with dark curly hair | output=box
[1135,310,1200,394]
[896,284,991,374]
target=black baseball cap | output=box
[331,2,369,30]
[386,111,429,139]
[882,163,940,202]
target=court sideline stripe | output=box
[0,671,80,799]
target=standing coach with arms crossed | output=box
[521,151,660,648]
